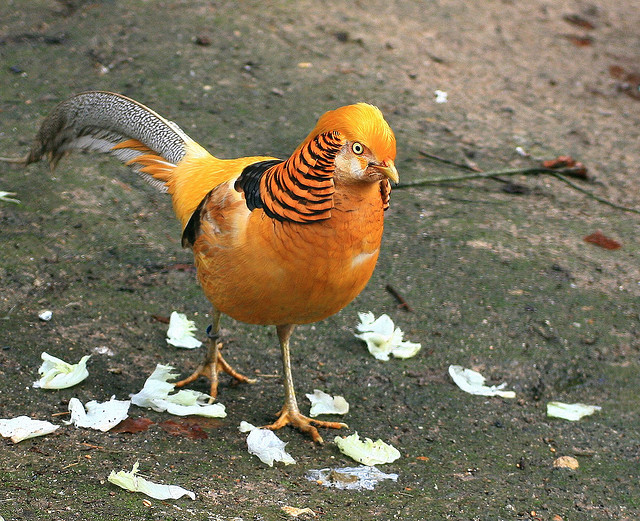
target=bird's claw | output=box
[262,406,348,444]
[175,342,255,400]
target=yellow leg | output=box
[175,309,256,400]
[262,324,348,444]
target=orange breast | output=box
[192,181,385,325]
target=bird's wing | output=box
[182,130,346,249]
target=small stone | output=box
[38,310,53,321]
[194,35,211,46]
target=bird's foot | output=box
[175,342,256,401]
[263,405,348,444]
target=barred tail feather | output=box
[23,91,193,192]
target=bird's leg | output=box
[175,309,256,401]
[262,324,348,444]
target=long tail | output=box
[5,91,194,192]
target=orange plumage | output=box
[19,92,398,442]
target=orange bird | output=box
[15,91,398,442]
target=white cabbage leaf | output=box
[547,401,601,421]
[448,365,516,398]
[355,312,421,361]
[130,364,226,418]
[108,461,195,500]
[306,390,349,417]
[166,311,202,349]
[0,416,59,443]
[239,422,296,467]
[334,432,400,466]
[67,396,130,431]
[33,352,90,389]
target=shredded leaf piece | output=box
[281,506,316,517]
[448,365,516,398]
[434,90,448,103]
[130,364,226,418]
[334,432,400,466]
[67,396,130,432]
[239,422,296,466]
[0,416,59,443]
[355,312,421,361]
[306,390,349,417]
[238,420,255,433]
[547,401,601,421]
[166,311,202,349]
[0,191,20,204]
[108,461,195,500]
[33,352,90,389]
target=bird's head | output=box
[301,103,398,184]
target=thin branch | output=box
[0,155,27,164]
[396,162,639,215]
[395,166,586,188]
[418,150,479,172]
[385,284,413,312]
[550,173,640,215]
[418,150,516,185]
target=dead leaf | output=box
[562,14,595,30]
[543,156,576,169]
[159,419,208,440]
[111,417,154,434]
[281,506,316,518]
[608,65,640,101]
[541,156,589,178]
[553,456,579,470]
[583,231,621,250]
[568,162,588,178]
[563,34,593,47]
[609,65,626,80]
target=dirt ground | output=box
[1,0,639,520]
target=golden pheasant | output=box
[12,91,398,442]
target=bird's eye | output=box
[352,142,364,155]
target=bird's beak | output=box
[376,160,399,183]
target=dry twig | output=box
[385,284,413,312]
[397,153,639,215]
